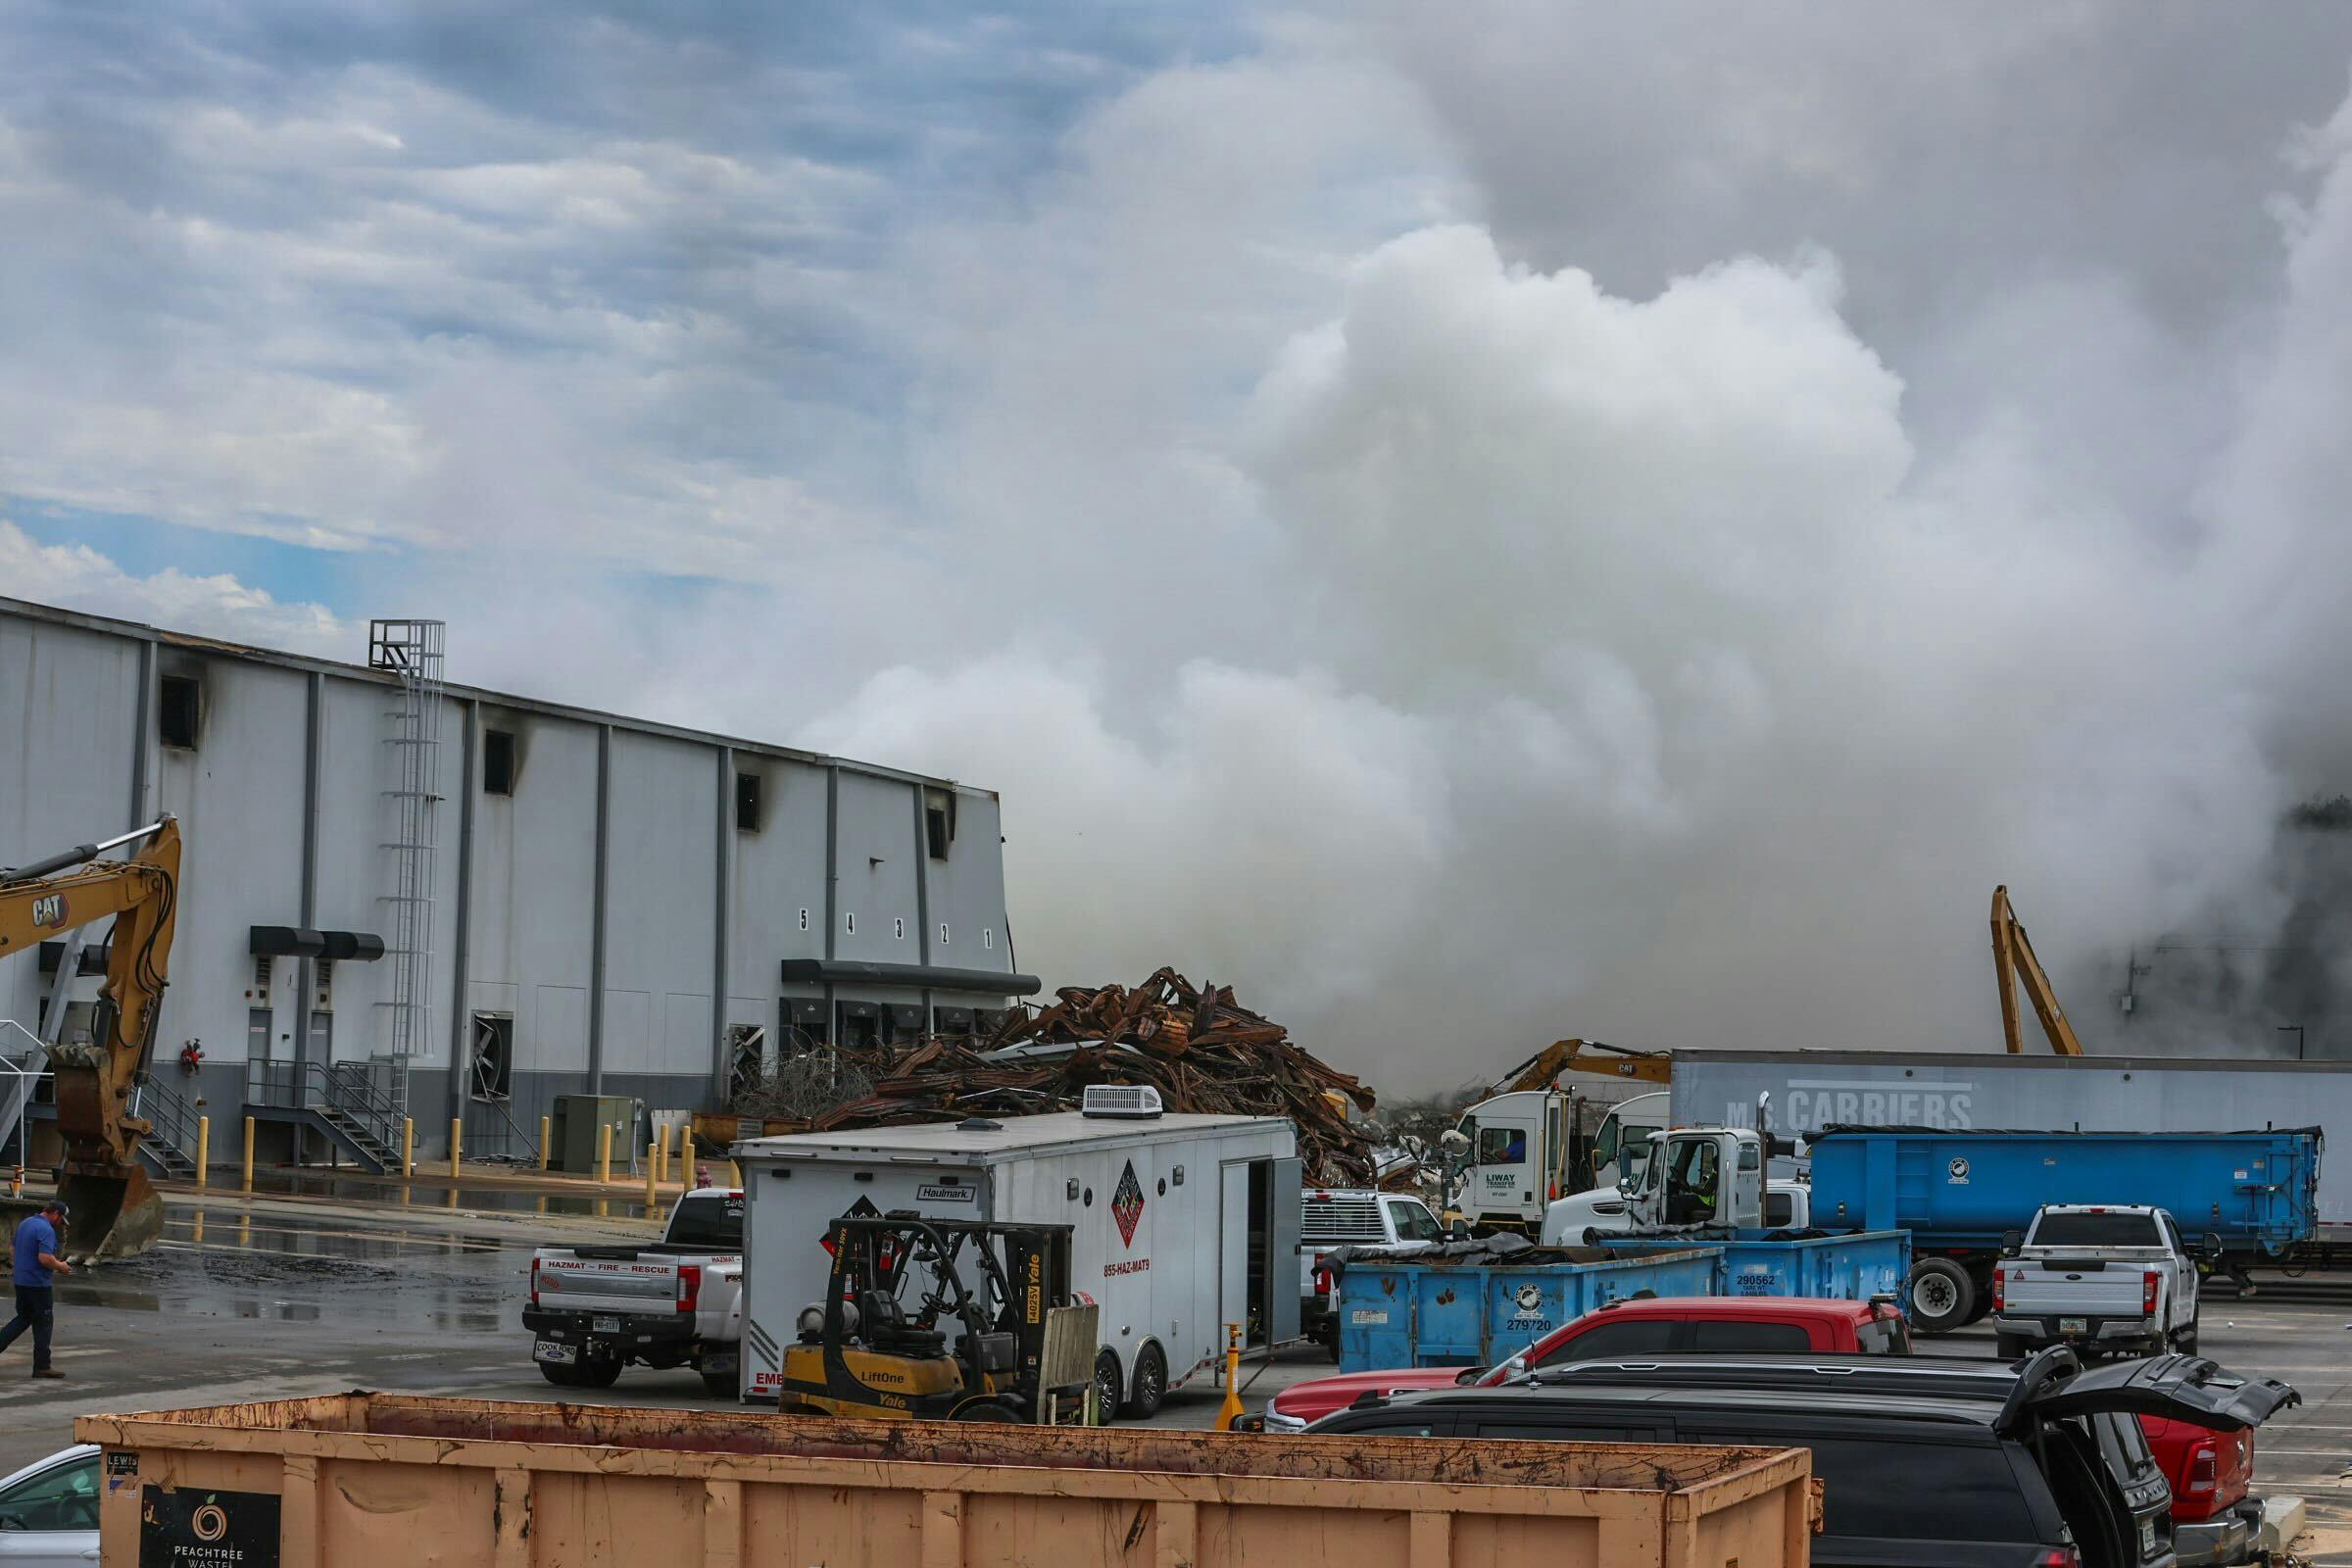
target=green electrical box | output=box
[550,1094,639,1174]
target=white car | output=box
[0,1445,98,1566]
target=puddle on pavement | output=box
[52,1202,529,1333]
[230,1169,657,1221]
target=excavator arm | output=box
[1989,885,2084,1056]
[0,816,179,1258]
[1491,1038,1673,1094]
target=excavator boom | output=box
[0,816,179,1259]
[1989,886,2084,1056]
[1491,1038,1673,1094]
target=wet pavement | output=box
[1,1189,2343,1563]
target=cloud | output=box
[12,5,2352,1084]
[0,520,344,653]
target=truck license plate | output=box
[593,1316,622,1334]
[2060,1317,2088,1335]
[533,1341,577,1365]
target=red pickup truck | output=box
[1261,1296,1909,1432]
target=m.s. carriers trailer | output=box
[732,1087,1300,1421]
[1674,1049,2352,1251]
[1804,1125,2321,1331]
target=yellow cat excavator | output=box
[1990,885,2084,1056]
[0,816,180,1260]
[1488,1038,1673,1094]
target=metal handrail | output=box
[133,1075,201,1159]
[244,1058,405,1152]
[0,1022,50,1165]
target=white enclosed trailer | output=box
[1672,1049,2352,1248]
[733,1094,1300,1417]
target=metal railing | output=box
[131,1074,202,1164]
[246,1059,406,1154]
[1,1021,50,1166]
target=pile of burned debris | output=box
[765,968,1381,1186]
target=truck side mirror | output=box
[1999,1230,2024,1258]
[1449,1218,1472,1239]
[2201,1233,2225,1259]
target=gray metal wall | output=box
[0,599,1022,1162]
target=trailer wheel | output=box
[1122,1344,1167,1420]
[1092,1350,1123,1426]
[1907,1258,1976,1334]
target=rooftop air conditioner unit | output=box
[1081,1084,1163,1120]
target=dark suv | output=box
[1309,1349,2295,1568]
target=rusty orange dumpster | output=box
[77,1393,1817,1568]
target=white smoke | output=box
[16,20,2352,1087]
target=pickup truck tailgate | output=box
[2007,1260,2153,1317]
[535,1256,687,1315]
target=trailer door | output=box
[1219,1162,1250,1337]
[1267,1155,1302,1344]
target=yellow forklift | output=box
[776,1214,1099,1424]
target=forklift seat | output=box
[860,1290,947,1357]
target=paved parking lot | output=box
[4,1190,2344,1560]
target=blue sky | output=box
[13,3,2352,1077]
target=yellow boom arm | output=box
[1989,885,2084,1056]
[0,816,180,1256]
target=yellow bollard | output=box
[676,1119,694,1184]
[598,1122,613,1185]
[195,1115,210,1188]
[449,1118,464,1180]
[654,1131,667,1186]
[725,1158,742,1190]
[1214,1322,1246,1432]
[539,1115,552,1171]
[646,1144,659,1210]
[241,1116,256,1192]
[401,1118,415,1180]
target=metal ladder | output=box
[368,618,444,1138]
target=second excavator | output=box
[0,816,181,1261]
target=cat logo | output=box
[29,893,67,929]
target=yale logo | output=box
[29,894,67,929]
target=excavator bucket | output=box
[58,1165,167,1260]
[1,1170,167,1265]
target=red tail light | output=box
[529,1257,541,1307]
[677,1264,703,1314]
[2142,1272,2160,1315]
[1313,1268,1332,1298]
[2186,1440,2219,1494]
[1992,1268,2006,1312]
[2034,1548,2080,1568]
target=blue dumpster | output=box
[1600,1231,1911,1303]
[1336,1247,1719,1371]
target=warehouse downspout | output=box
[589,722,611,1093]
[710,746,733,1102]
[446,698,476,1140]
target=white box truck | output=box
[733,1087,1301,1420]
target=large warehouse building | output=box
[0,596,1033,1168]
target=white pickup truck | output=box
[1298,1188,1443,1358]
[1989,1203,2215,1360]
[523,1187,746,1396]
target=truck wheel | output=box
[701,1369,738,1400]
[2173,1318,2199,1355]
[953,1399,1018,1422]
[1092,1350,1123,1426]
[1907,1258,1976,1335]
[1122,1344,1167,1420]
[538,1361,586,1388]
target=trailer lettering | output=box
[1102,1258,1151,1277]
[1784,1080,1973,1131]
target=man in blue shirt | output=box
[2,1199,74,1378]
